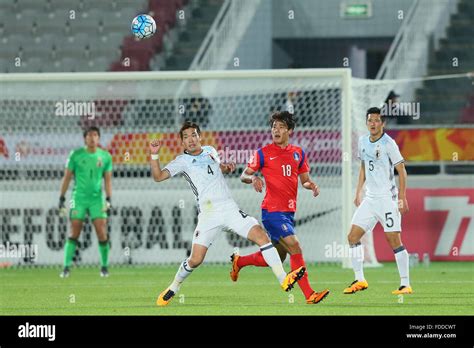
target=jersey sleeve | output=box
[298,149,310,174]
[104,152,113,172]
[247,149,263,172]
[164,156,187,177]
[209,146,221,164]
[387,139,404,166]
[65,150,75,172]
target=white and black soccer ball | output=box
[131,14,157,39]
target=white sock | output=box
[260,243,286,284]
[350,242,365,281]
[169,259,194,293]
[394,246,410,287]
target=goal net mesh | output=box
[0,70,389,266]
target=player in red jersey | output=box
[230,111,330,304]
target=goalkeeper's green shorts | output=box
[70,195,107,221]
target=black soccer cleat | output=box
[100,266,109,277]
[59,267,70,278]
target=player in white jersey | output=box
[150,121,306,306]
[344,107,413,295]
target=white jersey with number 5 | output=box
[164,146,236,212]
[358,133,404,199]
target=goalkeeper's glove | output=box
[105,197,112,215]
[59,196,67,217]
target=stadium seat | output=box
[67,13,102,34]
[105,32,126,46]
[149,1,178,27]
[88,56,111,71]
[35,12,68,36]
[0,36,20,60]
[15,0,48,12]
[0,0,15,14]
[60,57,80,72]
[48,0,81,10]
[80,0,114,11]
[87,36,123,59]
[150,52,166,70]
[72,32,92,46]
[109,57,143,71]
[121,36,156,64]
[120,7,141,23]
[19,57,43,73]
[21,38,55,60]
[113,0,148,10]
[42,59,63,72]
[101,12,130,33]
[0,58,11,73]
[82,8,107,22]
[2,15,35,36]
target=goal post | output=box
[0,68,374,267]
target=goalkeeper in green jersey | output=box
[58,127,113,278]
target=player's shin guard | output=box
[237,251,268,268]
[260,243,286,284]
[350,242,365,281]
[169,259,194,293]
[290,254,313,299]
[98,238,110,268]
[394,245,410,287]
[63,238,77,267]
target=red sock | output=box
[237,251,268,268]
[290,253,314,299]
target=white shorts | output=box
[351,196,402,233]
[192,206,259,248]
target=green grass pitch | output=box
[1,262,472,315]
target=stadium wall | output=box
[272,0,413,39]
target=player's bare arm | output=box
[395,161,409,214]
[240,167,264,193]
[149,139,171,182]
[354,161,366,207]
[220,162,236,174]
[299,172,320,197]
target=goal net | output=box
[0,69,382,266]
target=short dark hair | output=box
[269,111,296,130]
[366,107,385,122]
[83,126,100,138]
[179,121,201,139]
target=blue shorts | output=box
[261,209,295,242]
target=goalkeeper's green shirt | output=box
[66,147,113,199]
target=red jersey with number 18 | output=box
[247,143,309,212]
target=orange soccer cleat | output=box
[156,288,175,307]
[392,286,413,295]
[343,280,369,294]
[229,253,241,282]
[306,289,330,304]
[281,266,306,292]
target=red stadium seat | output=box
[460,95,474,123]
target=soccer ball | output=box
[131,14,157,39]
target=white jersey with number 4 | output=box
[163,145,259,248]
[164,146,236,212]
[358,132,404,199]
